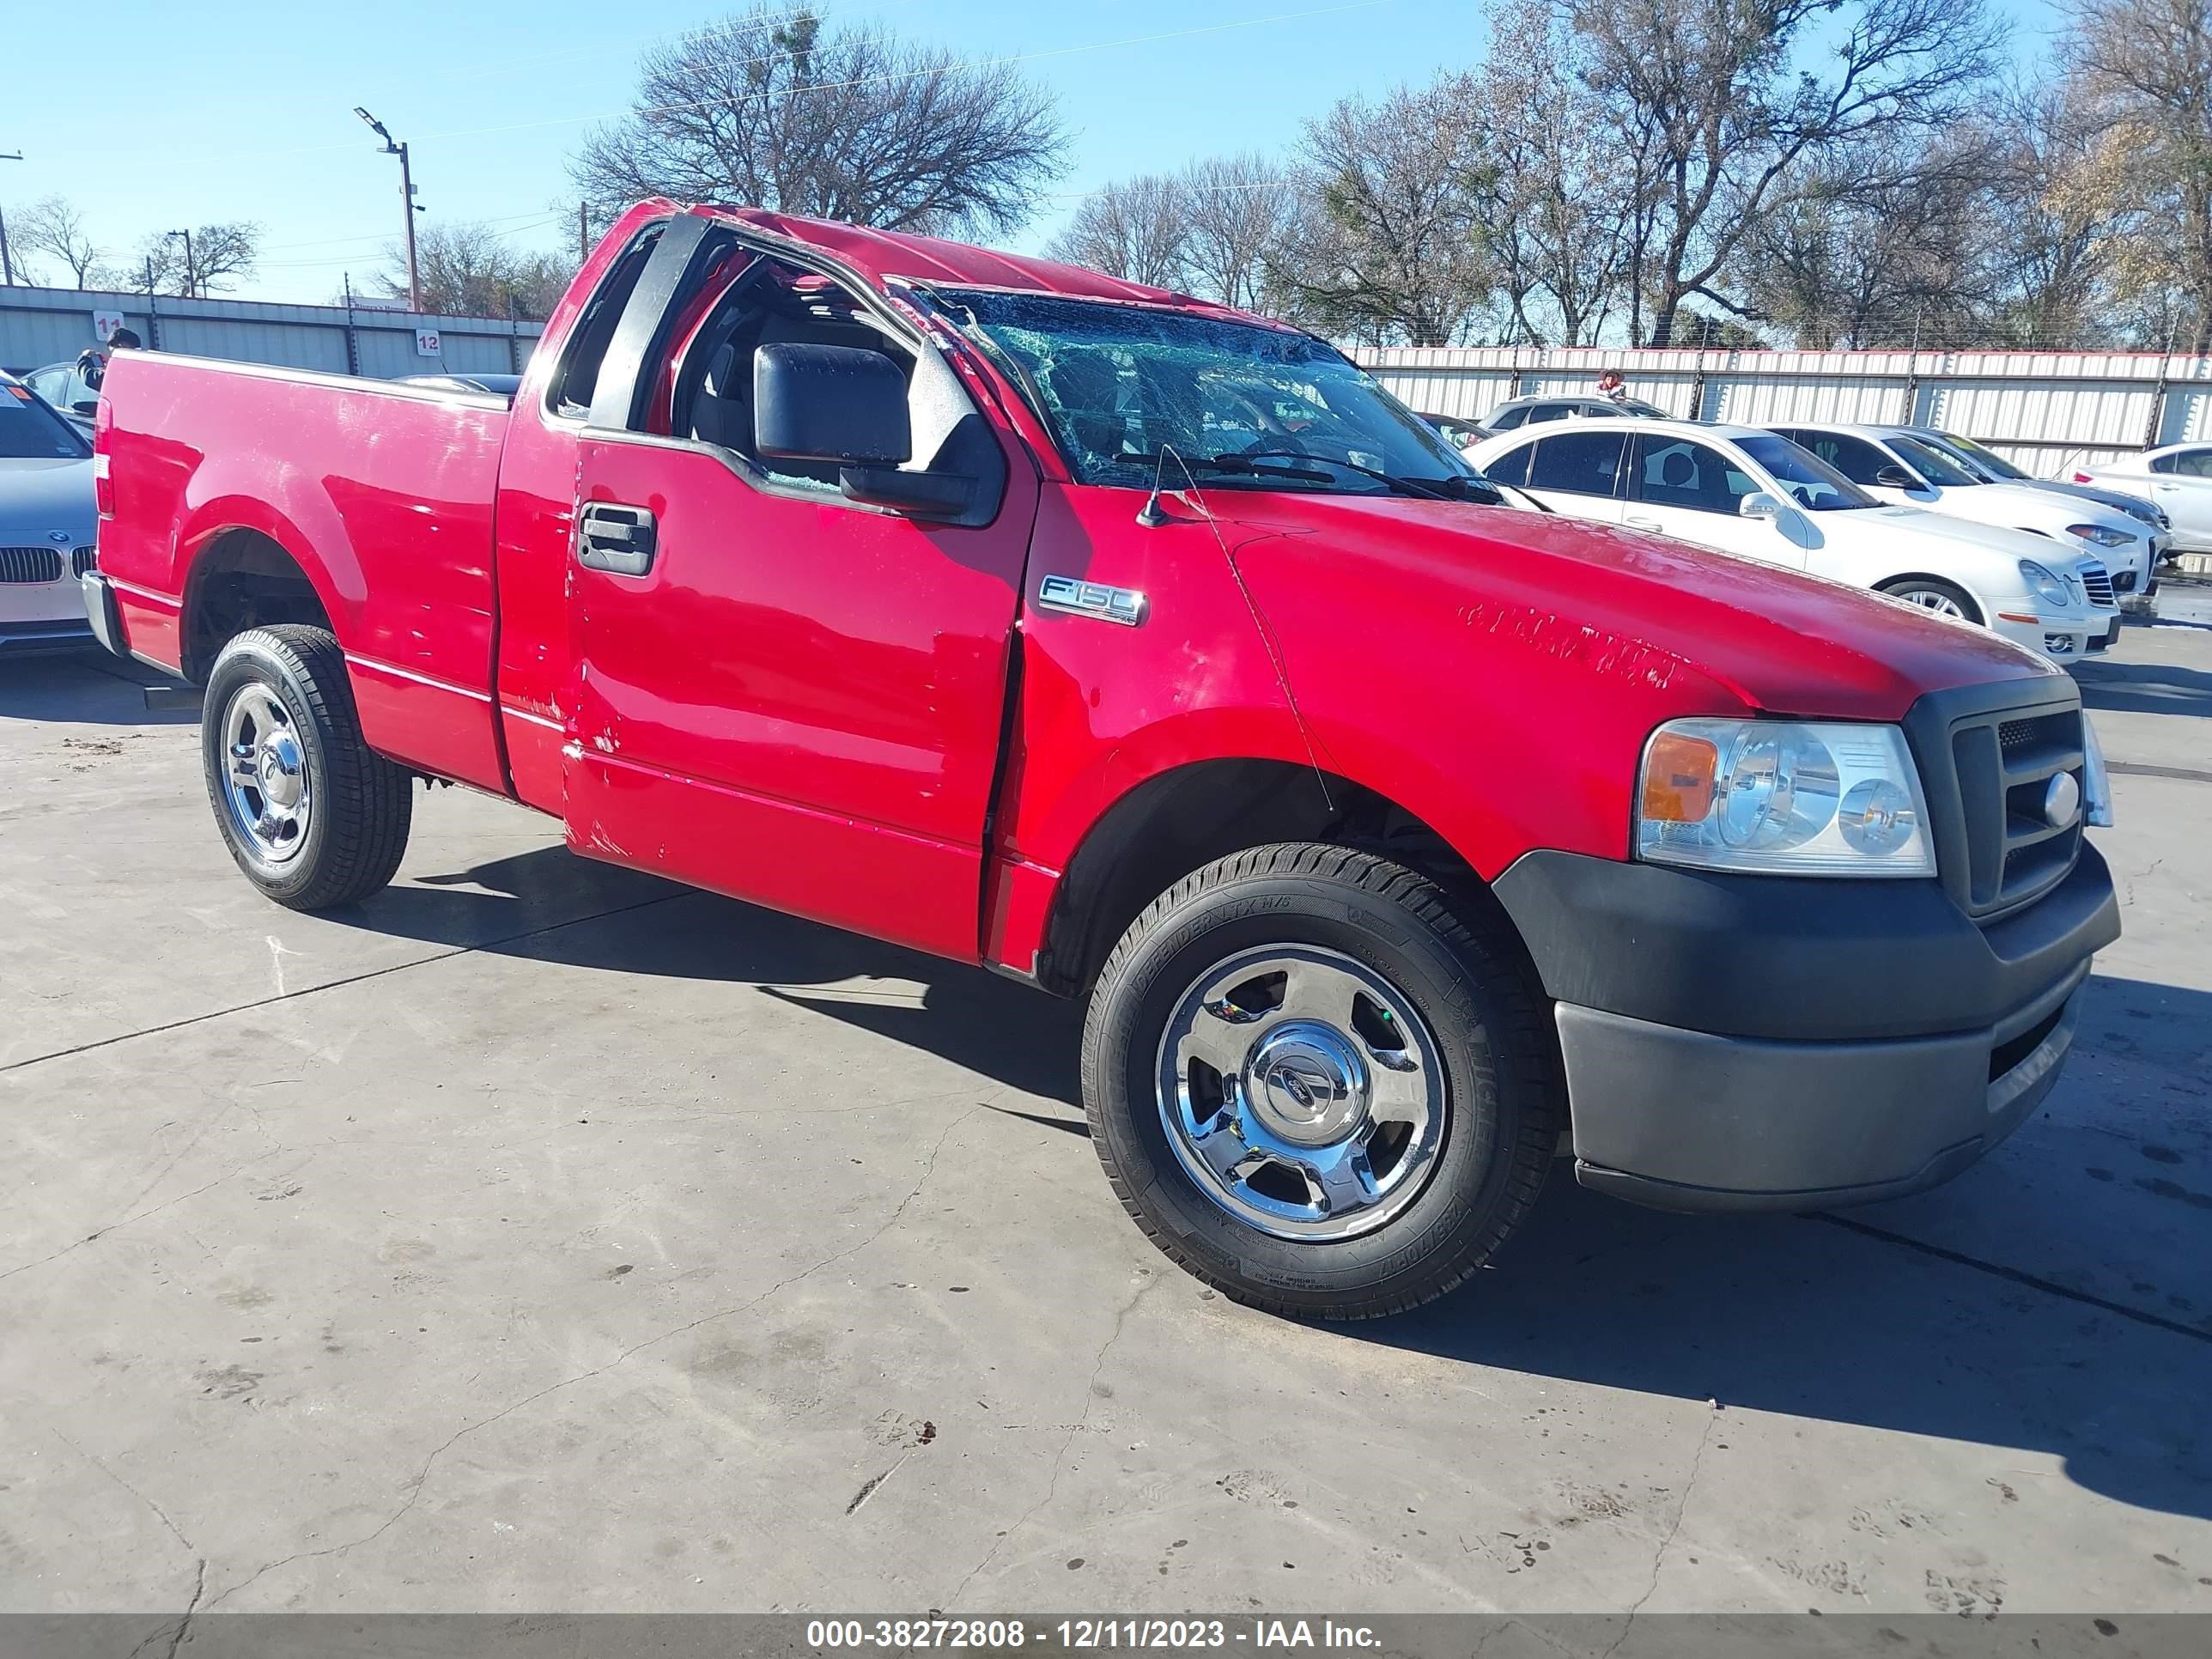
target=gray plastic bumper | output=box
[1558,958,2088,1212]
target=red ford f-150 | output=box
[83,201,2120,1318]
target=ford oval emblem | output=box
[2043,772,2081,830]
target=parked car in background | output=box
[1417,410,1492,452]
[1907,428,2170,552]
[84,201,2119,1317]
[1468,417,2122,661]
[2068,443,2212,554]
[0,373,99,653]
[1482,392,1670,430]
[21,361,99,420]
[1768,422,2160,600]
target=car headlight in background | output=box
[2019,559,2072,609]
[1637,719,1936,878]
[2065,524,2136,548]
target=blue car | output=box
[0,373,99,654]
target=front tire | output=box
[201,625,412,909]
[1080,844,1561,1319]
[1878,576,1983,625]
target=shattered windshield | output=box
[929,287,1475,495]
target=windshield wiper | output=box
[1231,448,1498,504]
[1122,450,1337,487]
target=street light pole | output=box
[354,107,422,313]
[0,150,22,289]
[167,228,193,297]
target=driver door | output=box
[558,218,1036,960]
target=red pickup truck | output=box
[84,201,2119,1318]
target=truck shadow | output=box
[0,649,197,727]
[337,845,2212,1524]
[2073,656,2212,718]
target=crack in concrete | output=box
[52,1429,198,1559]
[0,890,690,1077]
[128,1559,204,1659]
[198,1101,988,1612]
[945,1267,1164,1609]
[1601,1407,1717,1658]
[0,1152,289,1286]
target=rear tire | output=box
[201,625,412,909]
[1080,843,1562,1320]
[1878,576,1983,625]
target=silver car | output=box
[1,374,100,653]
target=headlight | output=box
[1637,720,1936,878]
[2019,559,2071,609]
[2065,524,2136,548]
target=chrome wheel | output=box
[219,684,312,865]
[1155,945,1448,1240]
[1891,586,1969,620]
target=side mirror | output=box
[1739,490,1784,522]
[753,343,912,465]
[71,399,98,416]
[1873,465,1918,489]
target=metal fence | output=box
[1,283,544,383]
[1358,346,2212,478]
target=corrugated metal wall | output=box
[1359,346,2212,476]
[1,283,542,384]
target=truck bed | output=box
[97,353,514,790]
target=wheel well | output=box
[1033,759,1518,999]
[180,530,332,684]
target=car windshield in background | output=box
[0,385,92,459]
[1613,398,1668,418]
[1932,430,2030,482]
[932,288,1474,494]
[1891,434,1982,487]
[1735,434,1879,511]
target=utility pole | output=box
[167,228,194,297]
[0,150,21,288]
[355,106,423,312]
[579,201,589,266]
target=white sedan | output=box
[1767,422,2160,599]
[2069,443,2212,554]
[1466,417,2123,663]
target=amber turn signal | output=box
[1641,730,1720,823]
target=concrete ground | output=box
[2,599,2209,1620]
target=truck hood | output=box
[0,456,98,543]
[1216,491,2056,722]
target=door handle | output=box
[1624,515,1662,531]
[577,502,657,576]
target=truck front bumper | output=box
[1493,843,2119,1213]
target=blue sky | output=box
[4,0,2060,307]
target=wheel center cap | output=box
[1246,1020,1367,1147]
[258,739,302,808]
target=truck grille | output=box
[2078,562,2115,608]
[0,546,66,584]
[1949,706,2086,917]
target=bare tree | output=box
[1276,76,1494,345]
[15,197,104,287]
[137,222,260,298]
[1178,155,1300,312]
[2053,0,2212,348]
[1046,176,1191,289]
[378,222,573,319]
[571,5,1067,237]
[1463,8,1639,344]
[1742,129,2004,346]
[1557,0,2002,343]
